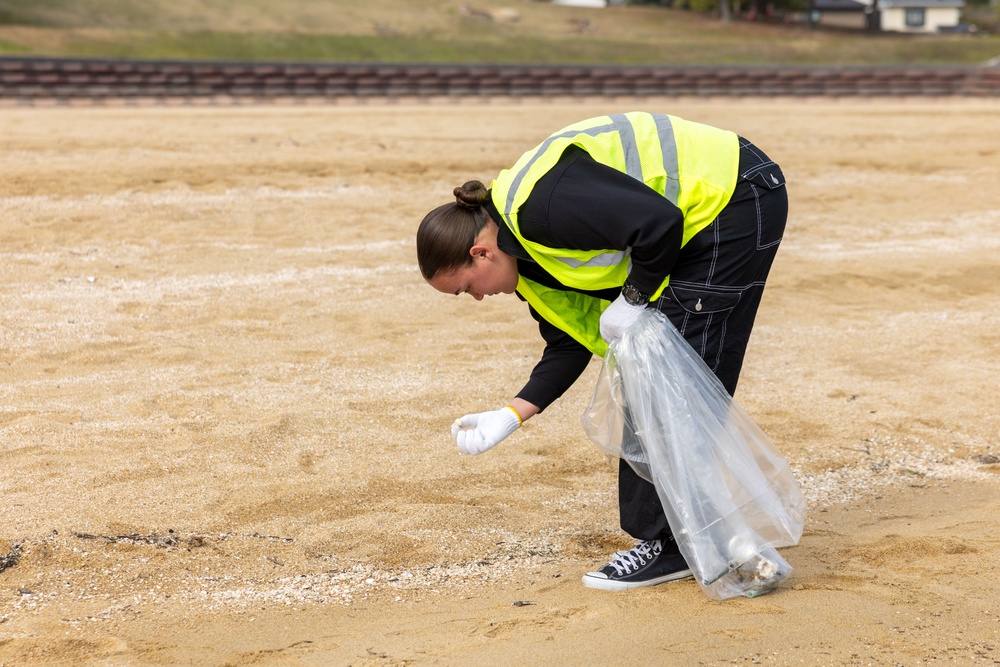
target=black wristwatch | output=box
[620,282,651,307]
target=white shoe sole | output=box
[581,568,694,592]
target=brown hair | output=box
[416,180,491,281]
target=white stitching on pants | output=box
[671,279,764,291]
[701,312,713,359]
[713,317,727,370]
[752,182,763,250]
[752,182,782,251]
[739,137,776,181]
[707,215,721,285]
[681,311,691,336]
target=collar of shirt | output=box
[484,193,534,263]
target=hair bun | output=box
[454,180,488,210]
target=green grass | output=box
[0,0,998,66]
[44,30,1000,66]
[0,37,29,54]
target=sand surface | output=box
[1,97,999,666]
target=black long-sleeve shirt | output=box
[483,145,685,412]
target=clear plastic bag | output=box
[581,309,805,600]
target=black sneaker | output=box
[582,540,693,591]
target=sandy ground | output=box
[1,97,999,666]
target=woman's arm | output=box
[509,397,540,423]
[512,304,594,414]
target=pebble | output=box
[2,440,994,620]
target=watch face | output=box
[622,284,646,305]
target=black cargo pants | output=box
[618,137,788,547]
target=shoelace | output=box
[608,540,662,576]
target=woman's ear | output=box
[469,243,493,260]
[470,222,499,260]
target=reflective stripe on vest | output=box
[491,112,739,357]
[501,112,678,216]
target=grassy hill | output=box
[0,0,997,66]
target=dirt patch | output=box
[1,98,998,665]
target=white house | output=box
[875,0,964,32]
[809,0,964,32]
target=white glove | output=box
[599,293,647,344]
[451,406,522,455]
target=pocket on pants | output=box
[740,163,787,250]
[656,283,742,370]
[742,163,785,192]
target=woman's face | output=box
[428,243,518,301]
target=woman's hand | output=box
[451,406,522,455]
[600,294,647,343]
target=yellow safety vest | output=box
[490,112,740,357]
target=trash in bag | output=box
[581,309,805,600]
